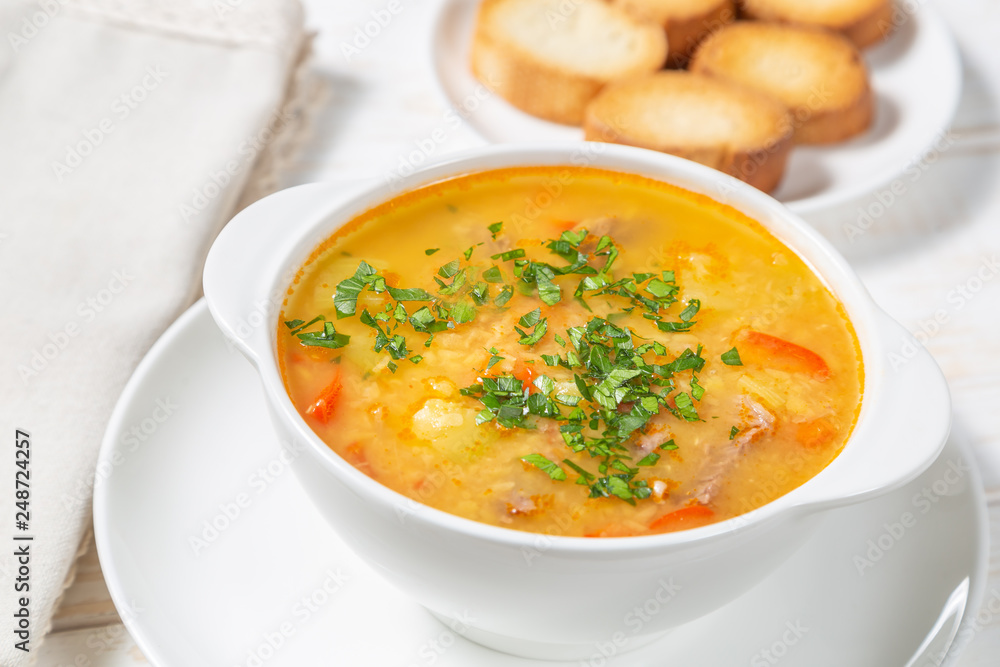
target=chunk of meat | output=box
[735,330,830,380]
[691,396,775,504]
[633,422,674,455]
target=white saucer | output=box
[429,0,962,216]
[94,301,990,666]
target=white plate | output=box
[430,0,962,215]
[94,301,990,667]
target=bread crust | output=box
[739,0,895,49]
[612,0,737,67]
[583,72,793,193]
[471,0,667,126]
[690,22,873,145]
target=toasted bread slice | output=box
[739,0,895,49]
[470,0,667,126]
[612,0,736,67]
[583,71,793,193]
[690,22,873,144]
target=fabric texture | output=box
[0,1,316,663]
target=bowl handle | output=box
[203,181,371,365]
[792,312,951,511]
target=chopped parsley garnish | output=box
[288,226,739,501]
[521,454,567,481]
[287,317,350,349]
[729,426,740,440]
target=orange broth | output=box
[278,167,863,537]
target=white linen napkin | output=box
[0,1,317,663]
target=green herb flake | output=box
[450,300,477,324]
[483,266,504,283]
[721,347,743,366]
[295,319,351,349]
[522,454,567,481]
[636,452,660,467]
[690,375,705,401]
[438,260,461,278]
[492,248,526,262]
[494,285,514,307]
[678,299,701,322]
[517,318,548,346]
[425,248,440,256]
[533,374,556,395]
[488,221,503,239]
[333,261,379,318]
[386,286,434,302]
[729,426,739,440]
[673,393,700,422]
[518,308,542,328]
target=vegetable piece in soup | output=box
[278,167,863,537]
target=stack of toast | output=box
[470,0,894,193]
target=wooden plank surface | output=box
[42,0,1000,664]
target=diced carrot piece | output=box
[305,370,342,423]
[736,330,830,380]
[553,220,579,232]
[584,523,642,538]
[796,418,839,449]
[648,505,715,532]
[381,271,401,287]
[511,359,535,388]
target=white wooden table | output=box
[41,0,1000,663]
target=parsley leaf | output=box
[722,347,743,366]
[522,454,567,481]
[386,286,434,302]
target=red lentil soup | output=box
[278,167,863,537]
